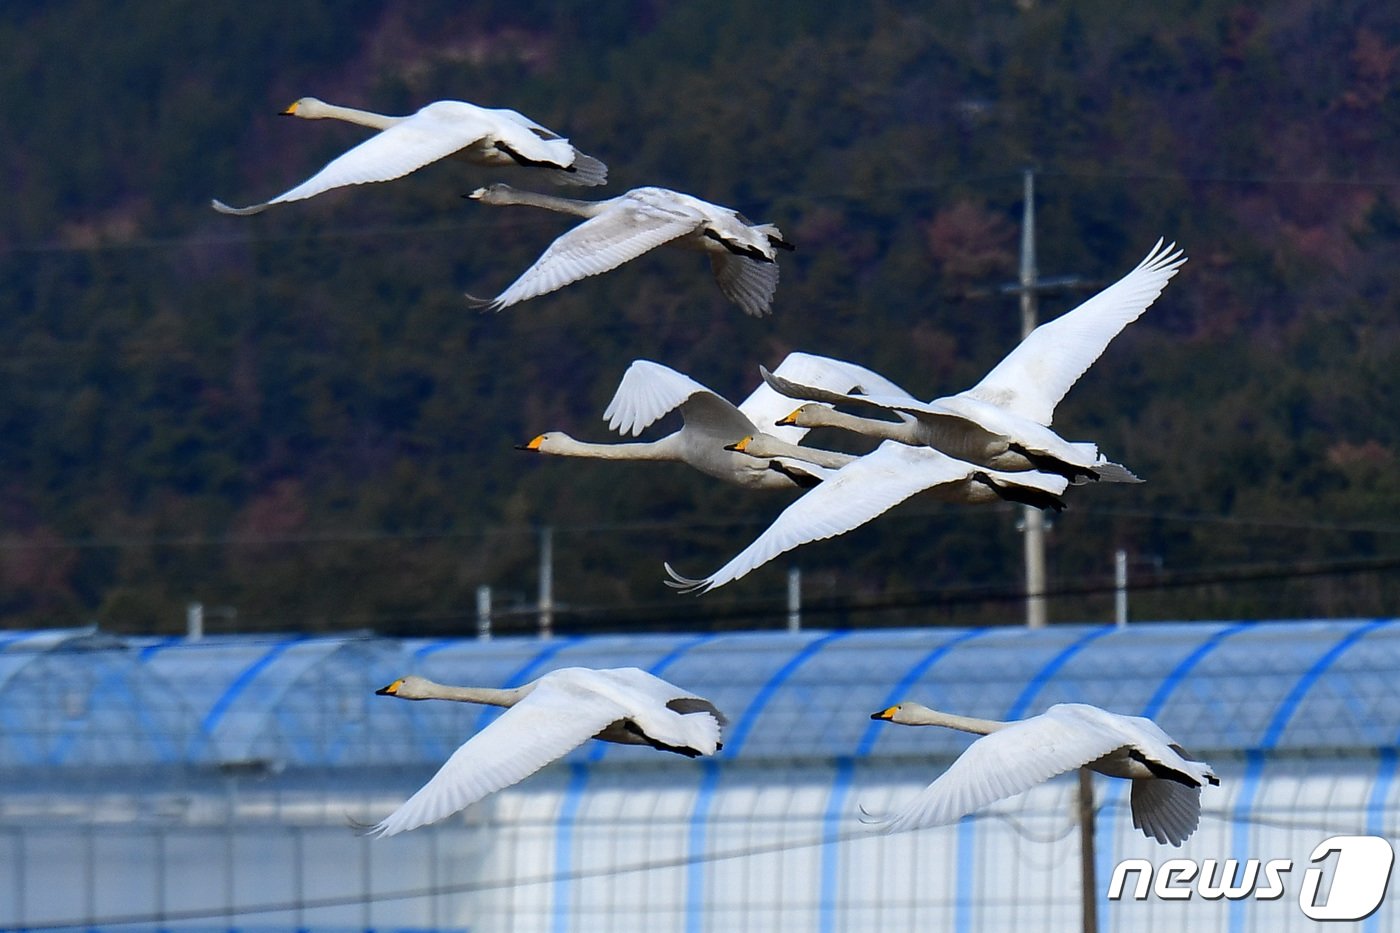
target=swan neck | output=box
[426,683,528,707]
[483,186,598,216]
[302,100,398,130]
[819,407,907,441]
[545,435,680,461]
[747,435,853,469]
[907,708,1006,734]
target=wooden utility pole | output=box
[1078,769,1099,933]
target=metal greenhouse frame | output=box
[1,618,1396,931]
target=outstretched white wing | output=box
[584,667,725,756]
[740,353,917,444]
[665,442,992,593]
[965,239,1186,425]
[759,357,921,411]
[485,198,703,308]
[213,103,497,215]
[367,676,627,837]
[602,360,755,440]
[868,706,1130,834]
[1130,775,1203,846]
[709,252,779,317]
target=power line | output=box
[8,163,1400,259]
[1,501,1396,553]
[7,796,1373,931]
[165,550,1400,636]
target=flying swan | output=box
[519,353,899,490]
[865,701,1219,846]
[664,439,1069,593]
[763,240,1187,482]
[466,184,794,316]
[366,668,726,837]
[213,96,607,215]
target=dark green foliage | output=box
[1,0,1398,633]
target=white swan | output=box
[663,439,1068,593]
[212,97,606,215]
[466,184,794,316]
[519,354,886,490]
[764,240,1187,481]
[367,668,726,837]
[866,701,1219,846]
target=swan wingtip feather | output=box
[211,198,266,216]
[346,813,389,838]
[662,562,712,595]
[465,293,505,312]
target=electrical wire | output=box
[8,163,1400,259]
[7,800,1374,930]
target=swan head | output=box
[516,432,568,452]
[375,675,439,700]
[467,183,517,203]
[724,434,798,460]
[280,97,329,119]
[776,403,827,428]
[870,701,936,724]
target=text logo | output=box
[1297,835,1394,921]
[1107,834,1393,921]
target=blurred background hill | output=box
[2,0,1398,634]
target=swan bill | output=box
[871,706,898,721]
[375,679,405,696]
[517,435,546,451]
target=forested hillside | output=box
[2,1,1399,634]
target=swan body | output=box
[213,97,606,215]
[368,668,726,837]
[467,184,794,316]
[766,240,1187,481]
[663,440,1068,593]
[867,701,1219,846]
[520,354,875,490]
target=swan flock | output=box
[215,95,1211,845]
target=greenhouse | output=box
[1,618,1396,932]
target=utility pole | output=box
[538,526,554,639]
[186,602,204,641]
[476,584,493,641]
[1078,769,1099,933]
[1017,170,1048,629]
[1114,548,1128,627]
[1008,169,1093,629]
[787,567,801,632]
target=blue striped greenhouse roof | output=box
[0,618,1396,769]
